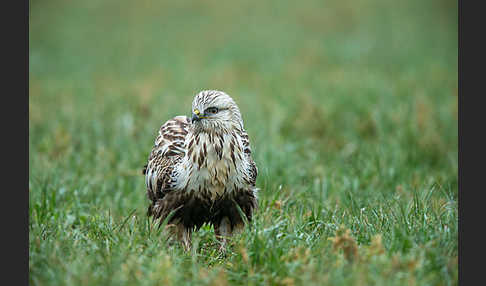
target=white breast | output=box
[174,132,248,200]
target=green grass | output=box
[29,0,458,285]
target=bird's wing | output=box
[239,128,258,187]
[144,116,190,202]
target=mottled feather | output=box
[143,90,258,250]
[145,116,190,212]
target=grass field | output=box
[29,0,458,285]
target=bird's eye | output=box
[205,107,219,114]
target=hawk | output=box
[143,90,258,251]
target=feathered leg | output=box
[162,218,192,251]
[176,223,192,252]
[215,216,232,252]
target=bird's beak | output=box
[192,109,201,123]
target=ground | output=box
[29,0,457,285]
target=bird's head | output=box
[191,90,243,134]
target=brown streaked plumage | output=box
[143,90,258,251]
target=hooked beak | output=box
[191,109,201,123]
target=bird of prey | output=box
[143,90,258,251]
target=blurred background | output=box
[29,0,457,284]
[29,0,458,192]
[29,0,457,167]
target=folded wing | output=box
[143,116,190,215]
